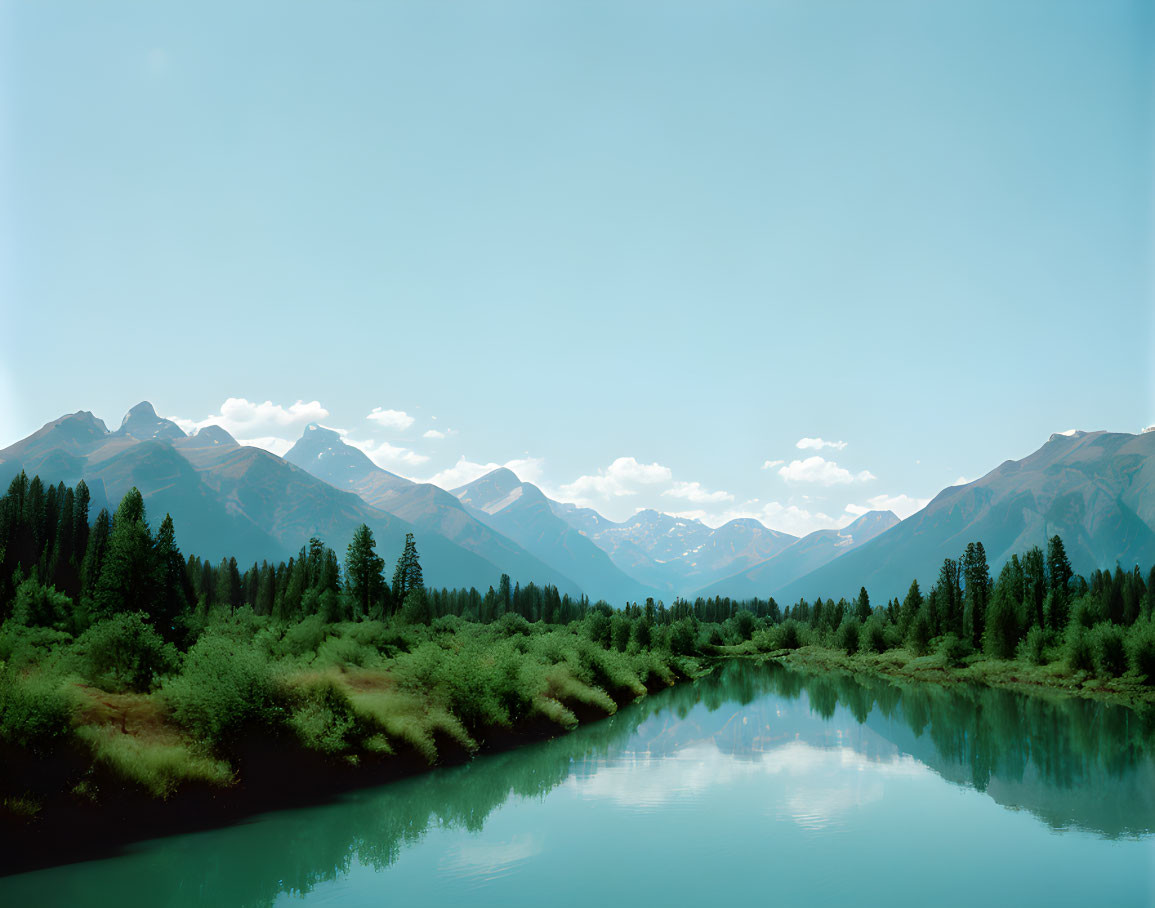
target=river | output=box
[2,661,1152,906]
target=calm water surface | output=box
[3,662,1153,907]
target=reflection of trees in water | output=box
[38,662,1151,906]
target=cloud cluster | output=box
[424,455,545,489]
[778,456,875,486]
[345,437,430,469]
[844,493,929,520]
[170,398,330,454]
[366,408,415,431]
[661,481,735,505]
[557,457,673,503]
[796,437,847,451]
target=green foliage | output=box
[1019,626,1047,665]
[907,612,932,656]
[77,726,232,798]
[775,619,804,651]
[1065,624,1095,673]
[0,623,74,671]
[938,633,972,667]
[1089,622,1127,679]
[860,616,887,654]
[77,612,178,692]
[287,677,359,755]
[836,618,861,655]
[668,618,697,655]
[12,579,73,630]
[0,670,75,754]
[163,634,281,749]
[1125,620,1155,682]
[278,614,330,658]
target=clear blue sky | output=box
[2,1,1152,534]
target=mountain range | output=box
[2,405,1152,606]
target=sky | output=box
[2,1,1153,536]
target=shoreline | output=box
[748,644,1155,711]
[0,674,683,879]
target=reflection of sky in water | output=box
[3,663,1152,908]
[568,740,928,831]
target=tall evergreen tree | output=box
[346,524,387,617]
[93,488,156,619]
[1046,535,1072,630]
[963,541,991,649]
[153,513,190,637]
[392,533,424,609]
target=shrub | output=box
[1065,624,1094,673]
[0,671,75,754]
[938,633,972,667]
[836,618,861,655]
[907,614,932,656]
[287,677,359,755]
[0,623,73,671]
[1019,626,1047,665]
[668,619,697,656]
[1126,620,1155,683]
[279,614,329,658]
[776,620,804,651]
[860,617,888,654]
[733,610,757,641]
[164,634,281,748]
[77,726,232,797]
[495,613,532,637]
[11,579,73,630]
[1089,622,1126,679]
[76,612,178,692]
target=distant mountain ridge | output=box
[695,509,899,600]
[4,406,1149,608]
[549,504,799,597]
[450,468,661,604]
[772,430,1155,603]
[0,404,572,595]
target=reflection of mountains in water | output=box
[8,662,1151,906]
[613,662,1155,839]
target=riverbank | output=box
[0,615,708,876]
[742,643,1155,710]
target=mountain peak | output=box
[117,401,185,441]
[302,423,343,441]
[185,424,238,449]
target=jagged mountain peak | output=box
[184,424,238,449]
[117,401,186,441]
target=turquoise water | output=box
[3,662,1153,907]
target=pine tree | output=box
[346,524,387,617]
[1022,546,1046,630]
[854,586,871,623]
[153,513,190,637]
[963,541,991,649]
[93,488,156,619]
[392,533,424,610]
[1046,535,1072,630]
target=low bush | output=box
[837,618,861,655]
[1126,619,1155,683]
[1089,622,1127,679]
[938,633,972,667]
[1065,624,1095,673]
[0,670,75,754]
[860,617,888,654]
[76,612,178,692]
[163,634,282,749]
[1019,626,1047,666]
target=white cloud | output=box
[366,407,415,431]
[171,397,329,454]
[661,481,734,505]
[796,437,847,451]
[423,429,446,439]
[424,455,545,489]
[950,475,973,486]
[345,437,430,469]
[557,456,673,504]
[778,456,875,486]
[761,459,784,470]
[695,499,844,536]
[844,492,929,520]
